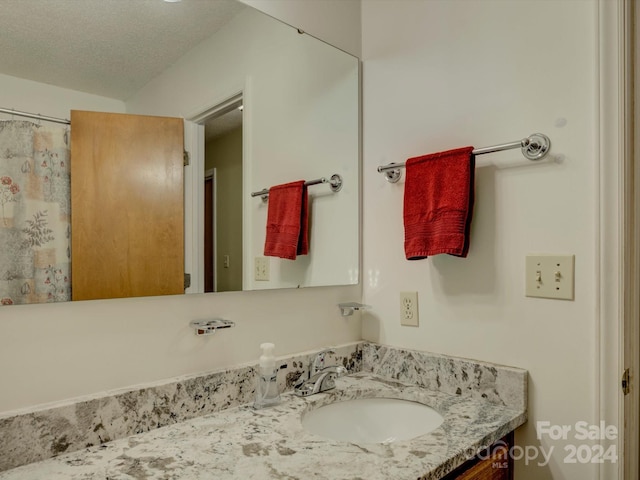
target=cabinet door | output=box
[70,110,184,301]
[453,453,510,480]
[443,433,513,480]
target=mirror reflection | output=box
[204,103,244,293]
[0,0,359,304]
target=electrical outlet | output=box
[223,255,230,268]
[400,291,419,326]
[255,257,270,281]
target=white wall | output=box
[361,1,600,479]
[126,6,359,291]
[1,3,616,477]
[241,0,361,57]
[0,3,362,414]
[0,287,360,413]
[0,73,124,121]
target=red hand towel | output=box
[264,180,309,260]
[403,146,475,259]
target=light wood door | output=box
[70,110,184,301]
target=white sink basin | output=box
[301,397,444,444]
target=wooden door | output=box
[70,110,184,301]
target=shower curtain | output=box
[0,120,71,305]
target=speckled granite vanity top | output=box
[0,372,526,480]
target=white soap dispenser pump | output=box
[254,342,281,409]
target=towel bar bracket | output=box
[255,190,268,203]
[521,133,551,161]
[382,163,402,183]
[329,173,343,192]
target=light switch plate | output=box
[255,257,269,281]
[525,254,575,300]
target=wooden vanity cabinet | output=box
[441,432,514,480]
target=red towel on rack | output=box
[403,146,475,259]
[264,180,309,260]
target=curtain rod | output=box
[0,107,70,125]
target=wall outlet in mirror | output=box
[255,257,270,281]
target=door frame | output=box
[601,0,637,478]
[623,0,639,477]
[204,168,217,292]
[184,80,251,294]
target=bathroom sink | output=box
[301,397,444,444]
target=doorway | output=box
[199,95,244,292]
[204,169,216,292]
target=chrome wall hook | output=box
[190,318,235,336]
[338,302,371,317]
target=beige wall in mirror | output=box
[0,0,360,304]
[205,125,243,293]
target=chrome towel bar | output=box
[251,173,343,202]
[377,133,551,183]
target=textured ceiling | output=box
[0,0,246,100]
[204,107,243,142]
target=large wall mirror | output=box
[0,0,359,305]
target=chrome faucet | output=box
[294,349,347,397]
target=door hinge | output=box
[184,273,191,289]
[183,151,190,166]
[622,368,630,395]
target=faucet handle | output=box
[311,348,336,374]
[294,365,348,397]
[316,365,347,394]
[332,365,347,377]
[293,372,307,389]
[315,348,335,357]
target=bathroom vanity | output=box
[0,343,527,479]
[443,434,513,480]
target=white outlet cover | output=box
[255,257,270,281]
[400,291,419,327]
[525,254,575,300]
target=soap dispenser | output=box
[254,342,281,409]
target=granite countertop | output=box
[0,372,526,480]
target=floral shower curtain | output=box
[0,120,71,305]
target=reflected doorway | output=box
[204,169,215,292]
[202,97,243,292]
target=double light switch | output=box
[525,254,575,300]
